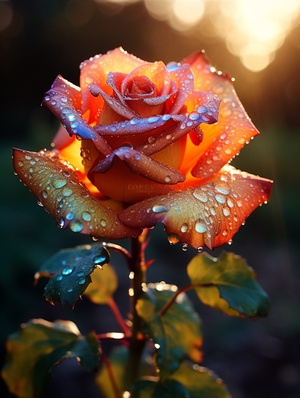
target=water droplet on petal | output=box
[62,266,75,275]
[193,189,208,203]
[69,220,84,232]
[215,193,226,204]
[62,187,73,197]
[82,211,92,221]
[197,246,203,253]
[195,220,207,233]
[180,223,188,233]
[152,205,167,213]
[53,179,67,189]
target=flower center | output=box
[124,76,156,98]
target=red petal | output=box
[119,166,272,250]
[181,51,259,179]
[13,149,140,239]
[80,48,145,122]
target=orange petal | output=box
[80,47,145,122]
[13,149,140,239]
[181,51,259,179]
[119,166,272,250]
[91,146,185,184]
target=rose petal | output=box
[80,48,145,122]
[90,146,185,184]
[89,83,138,120]
[13,149,140,239]
[167,62,194,92]
[119,166,272,249]
[181,51,259,179]
[43,76,112,156]
[121,61,171,97]
[136,96,219,158]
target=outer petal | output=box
[13,149,140,239]
[43,76,112,156]
[181,51,259,179]
[119,166,272,250]
[80,47,145,122]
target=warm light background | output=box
[1,1,299,397]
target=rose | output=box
[13,48,272,249]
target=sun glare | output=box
[101,0,300,71]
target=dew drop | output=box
[165,175,171,183]
[152,204,167,213]
[62,187,73,197]
[66,212,75,221]
[223,207,230,217]
[215,181,230,195]
[195,220,207,233]
[100,219,107,227]
[197,246,203,253]
[82,211,92,221]
[41,190,48,199]
[67,287,73,293]
[182,243,188,252]
[62,266,75,275]
[193,189,208,203]
[58,218,66,229]
[56,275,63,281]
[69,220,84,232]
[180,223,188,233]
[215,193,226,204]
[78,277,86,285]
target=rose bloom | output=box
[14,48,272,249]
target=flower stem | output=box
[127,230,148,388]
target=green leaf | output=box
[35,243,110,306]
[187,251,269,317]
[1,319,100,398]
[84,263,118,304]
[131,378,189,398]
[136,283,202,379]
[170,362,231,398]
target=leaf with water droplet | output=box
[2,319,100,398]
[187,251,269,318]
[136,283,202,379]
[35,243,110,306]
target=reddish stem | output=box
[108,297,131,337]
[101,351,121,398]
[158,283,213,316]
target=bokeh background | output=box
[1,0,300,397]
